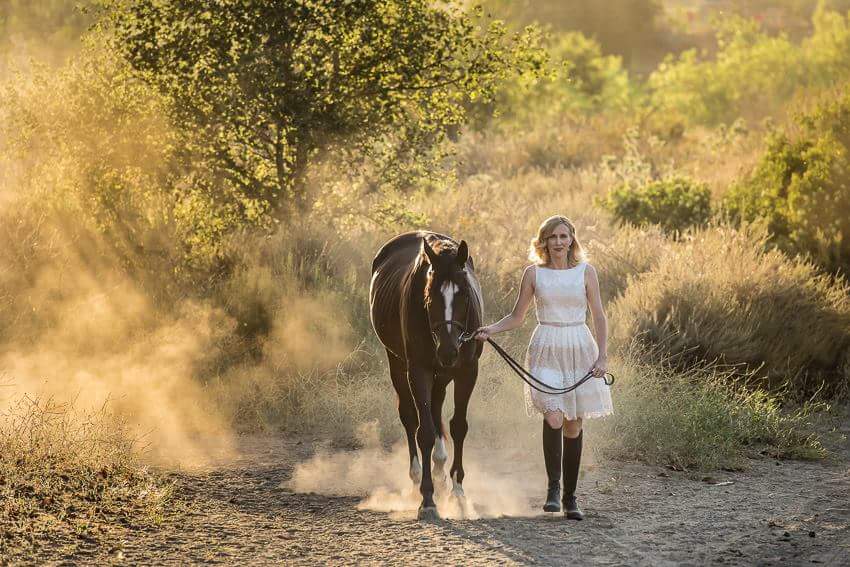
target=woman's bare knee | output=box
[544,411,564,429]
[563,418,582,438]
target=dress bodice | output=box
[533,263,588,324]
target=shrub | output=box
[497,30,638,124]
[649,7,850,125]
[598,176,712,234]
[723,90,850,275]
[596,350,827,471]
[649,15,802,125]
[610,225,850,400]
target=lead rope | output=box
[460,332,614,394]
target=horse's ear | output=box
[422,237,439,266]
[456,240,469,267]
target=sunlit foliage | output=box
[599,176,712,234]
[101,0,542,218]
[724,88,850,275]
[650,6,850,125]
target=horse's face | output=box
[422,238,473,368]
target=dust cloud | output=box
[0,2,359,466]
[288,420,548,520]
[0,244,236,464]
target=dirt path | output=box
[21,425,850,566]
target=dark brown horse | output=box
[369,231,484,519]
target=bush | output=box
[497,31,638,124]
[649,8,850,125]
[598,176,712,234]
[723,90,850,275]
[596,350,827,471]
[610,225,850,400]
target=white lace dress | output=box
[524,263,614,420]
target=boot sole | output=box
[543,503,561,513]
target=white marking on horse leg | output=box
[433,436,448,463]
[409,456,422,484]
[451,470,465,498]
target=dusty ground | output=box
[12,419,850,566]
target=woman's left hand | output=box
[591,355,608,378]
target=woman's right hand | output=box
[473,326,491,342]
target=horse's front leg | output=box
[431,376,450,483]
[450,363,477,500]
[409,364,438,519]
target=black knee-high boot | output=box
[542,420,562,512]
[563,430,584,520]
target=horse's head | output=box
[422,237,476,368]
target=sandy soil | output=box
[14,420,850,566]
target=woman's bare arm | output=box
[585,263,608,375]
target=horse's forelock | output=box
[421,237,476,308]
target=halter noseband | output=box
[430,319,468,341]
[428,306,472,346]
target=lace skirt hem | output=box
[524,396,614,420]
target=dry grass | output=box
[456,114,630,178]
[611,224,850,399]
[594,346,828,471]
[0,395,173,558]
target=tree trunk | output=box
[273,122,311,218]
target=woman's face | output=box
[545,223,572,262]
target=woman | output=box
[473,215,613,519]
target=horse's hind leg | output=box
[387,350,420,483]
[431,377,450,483]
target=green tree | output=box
[724,89,850,275]
[101,0,538,218]
[496,31,636,124]
[649,6,850,126]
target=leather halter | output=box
[428,306,472,347]
[430,319,468,340]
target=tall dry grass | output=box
[0,395,173,558]
[611,224,850,399]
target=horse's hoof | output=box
[417,505,440,521]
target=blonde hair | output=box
[528,215,587,267]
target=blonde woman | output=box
[473,215,613,519]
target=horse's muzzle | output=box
[437,344,461,368]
